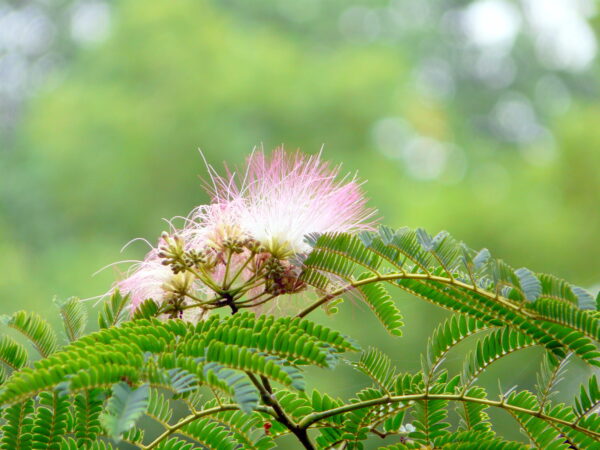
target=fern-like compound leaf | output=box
[574,374,599,417]
[424,314,490,380]
[146,388,173,426]
[73,388,104,446]
[461,327,535,387]
[456,386,491,432]
[0,398,35,450]
[354,274,404,337]
[154,437,194,450]
[31,391,70,449]
[100,382,150,441]
[0,335,29,372]
[506,391,571,450]
[55,297,87,343]
[132,299,161,320]
[202,401,275,450]
[1,310,58,358]
[178,417,237,450]
[98,290,129,329]
[353,347,396,394]
[59,437,117,450]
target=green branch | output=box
[297,392,600,440]
[246,372,316,450]
[297,272,533,319]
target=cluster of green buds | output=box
[161,272,196,317]
[158,232,214,274]
[221,237,246,254]
[157,232,187,274]
[264,257,306,296]
[155,230,307,316]
[183,249,210,270]
[220,237,265,255]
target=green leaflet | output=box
[0,335,28,372]
[98,290,130,329]
[73,389,104,446]
[457,386,491,432]
[100,382,150,441]
[341,387,391,449]
[55,297,87,343]
[0,398,35,450]
[354,274,404,337]
[179,417,237,450]
[506,391,571,450]
[132,299,161,321]
[201,401,275,450]
[59,437,116,450]
[424,314,490,379]
[408,381,456,446]
[535,353,571,408]
[31,392,70,450]
[154,437,194,450]
[461,327,536,387]
[1,311,58,358]
[574,374,599,418]
[433,430,527,449]
[353,347,396,394]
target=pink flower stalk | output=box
[204,148,376,257]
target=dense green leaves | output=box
[0,226,598,448]
[303,228,600,366]
[0,313,354,409]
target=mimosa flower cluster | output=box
[115,149,375,319]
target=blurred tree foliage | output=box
[3,0,598,311]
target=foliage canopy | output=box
[0,225,598,449]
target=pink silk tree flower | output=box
[111,148,376,317]
[117,250,174,312]
[205,148,377,258]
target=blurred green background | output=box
[1,0,599,446]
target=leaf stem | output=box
[297,272,536,319]
[297,392,600,440]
